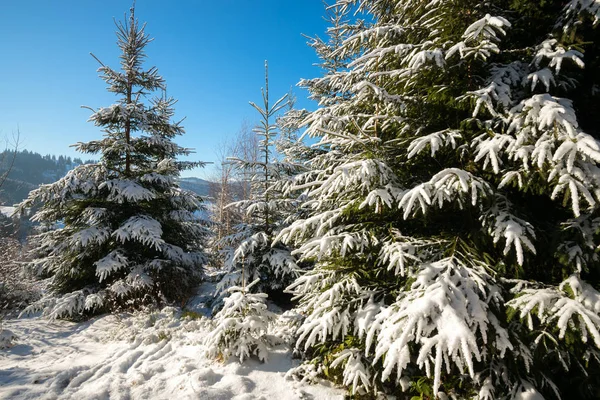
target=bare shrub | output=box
[0,237,41,316]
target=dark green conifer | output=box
[281,1,600,398]
[19,7,208,319]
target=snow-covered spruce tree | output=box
[270,3,357,232]
[300,0,357,107]
[273,92,318,226]
[268,1,358,280]
[275,91,310,174]
[279,0,600,398]
[17,7,208,319]
[275,0,359,239]
[205,279,275,362]
[217,63,300,298]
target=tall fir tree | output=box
[274,91,317,221]
[18,6,208,319]
[217,62,300,298]
[280,1,600,398]
[300,0,357,106]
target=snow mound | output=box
[0,329,16,349]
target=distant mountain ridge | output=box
[0,149,213,205]
[179,177,211,197]
[0,150,92,206]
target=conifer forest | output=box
[1,1,600,399]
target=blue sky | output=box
[0,1,330,178]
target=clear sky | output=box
[0,0,329,178]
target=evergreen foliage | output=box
[205,279,275,363]
[17,7,208,319]
[217,63,300,298]
[279,1,600,398]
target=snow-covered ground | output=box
[0,206,15,218]
[0,307,344,400]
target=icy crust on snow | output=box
[0,309,344,400]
